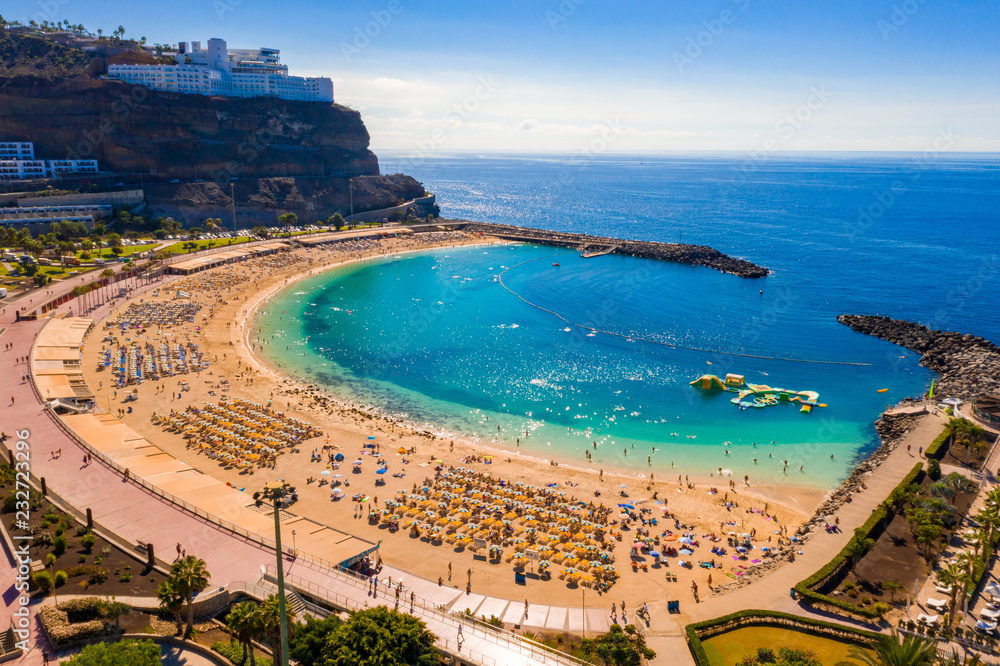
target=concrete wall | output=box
[346,194,435,224]
[18,189,144,208]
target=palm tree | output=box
[226,601,261,666]
[157,578,186,635]
[976,507,1000,544]
[936,651,981,666]
[936,563,968,630]
[257,595,296,665]
[941,472,974,506]
[168,555,210,636]
[846,530,876,569]
[843,630,936,666]
[100,268,115,301]
[881,580,904,604]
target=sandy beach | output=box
[81,232,827,610]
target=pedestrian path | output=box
[0,293,595,665]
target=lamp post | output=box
[254,481,295,666]
[292,530,297,558]
[230,183,237,237]
[349,178,354,219]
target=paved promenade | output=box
[1,250,602,665]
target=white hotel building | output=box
[0,142,99,182]
[107,38,334,103]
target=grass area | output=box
[77,243,159,260]
[701,627,871,666]
[162,237,252,254]
[212,641,272,666]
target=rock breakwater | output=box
[456,222,769,278]
[838,315,1000,400]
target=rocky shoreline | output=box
[838,314,1000,400]
[451,222,769,278]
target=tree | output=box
[166,555,210,636]
[226,601,262,666]
[17,261,39,278]
[881,580,904,604]
[157,578,186,635]
[278,212,298,237]
[936,563,968,629]
[845,530,875,569]
[329,213,347,231]
[739,647,821,666]
[63,639,160,666]
[107,233,123,257]
[320,606,436,666]
[100,269,115,300]
[33,272,51,288]
[941,472,974,505]
[98,597,131,629]
[256,595,297,666]
[289,614,342,665]
[251,226,270,239]
[843,629,936,666]
[182,242,199,253]
[187,227,204,240]
[580,624,656,666]
[204,218,216,232]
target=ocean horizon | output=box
[256,152,999,490]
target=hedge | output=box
[685,609,882,666]
[924,427,952,460]
[38,598,119,645]
[793,462,925,620]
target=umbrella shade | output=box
[649,551,661,558]
[354,459,364,465]
[320,470,331,476]
[334,454,344,461]
[618,503,635,510]
[618,484,628,489]
[376,468,387,474]
[333,474,342,478]
[398,447,407,454]
[679,548,693,555]
[679,537,695,545]
[368,435,376,439]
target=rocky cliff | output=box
[0,29,379,180]
[838,314,1000,400]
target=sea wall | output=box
[453,222,769,278]
[838,314,1000,400]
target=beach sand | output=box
[81,232,826,610]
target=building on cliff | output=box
[107,38,333,103]
[0,141,98,181]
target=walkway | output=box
[0,252,596,666]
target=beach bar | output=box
[168,241,291,275]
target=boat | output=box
[552,262,560,266]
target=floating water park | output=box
[691,373,826,413]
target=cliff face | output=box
[0,29,379,179]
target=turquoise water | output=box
[256,154,1000,489]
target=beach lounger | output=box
[926,598,948,611]
[917,613,940,626]
[935,585,953,594]
[975,621,997,634]
[980,608,1000,621]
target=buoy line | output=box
[497,254,873,367]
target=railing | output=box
[267,565,594,666]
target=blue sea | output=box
[256,153,1000,489]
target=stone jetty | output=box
[838,314,1000,400]
[453,222,770,278]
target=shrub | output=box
[846,589,859,598]
[842,582,855,591]
[80,533,96,552]
[54,570,68,587]
[2,493,17,513]
[54,534,67,556]
[46,553,57,567]
[213,641,273,666]
[872,602,891,617]
[40,519,52,529]
[43,513,61,522]
[120,571,131,583]
[65,565,109,584]
[75,524,88,536]
[927,459,942,481]
[33,571,54,594]
[33,532,53,547]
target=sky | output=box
[5,0,999,152]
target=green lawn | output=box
[701,626,871,666]
[77,243,159,260]
[163,237,252,254]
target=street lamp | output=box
[230,183,237,237]
[349,178,354,219]
[253,481,296,666]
